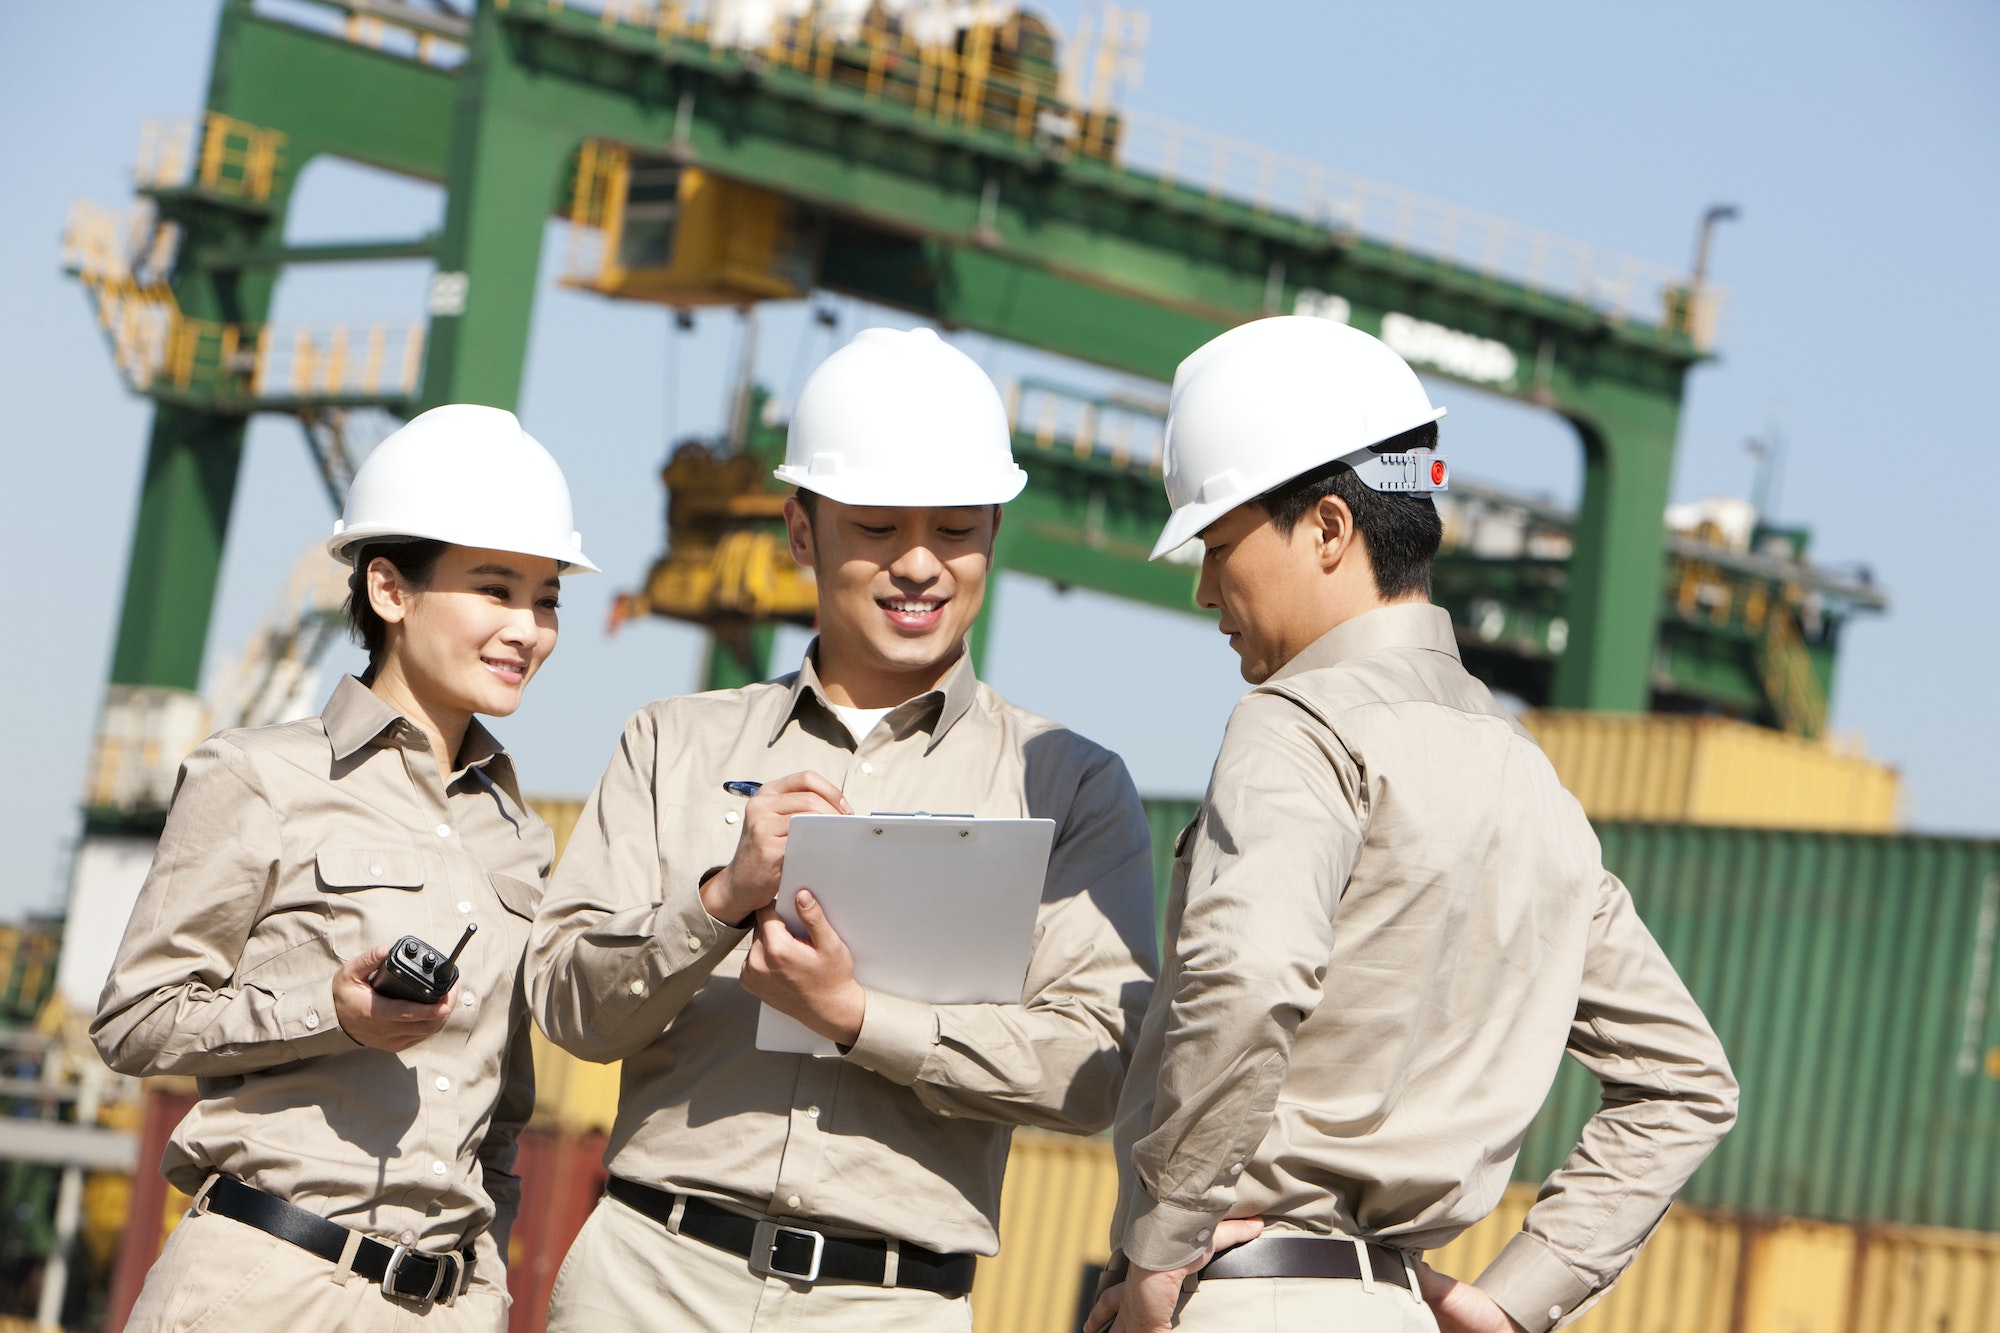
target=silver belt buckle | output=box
[381,1244,447,1303]
[752,1219,826,1283]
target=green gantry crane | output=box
[62,0,1881,836]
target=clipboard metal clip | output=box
[868,811,975,819]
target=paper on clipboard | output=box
[755,814,1057,1056]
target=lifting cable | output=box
[666,306,693,454]
[784,299,842,413]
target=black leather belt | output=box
[608,1177,977,1297]
[1200,1236,1414,1289]
[202,1175,475,1304]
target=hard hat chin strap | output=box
[1342,446,1449,494]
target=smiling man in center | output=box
[528,326,1158,1332]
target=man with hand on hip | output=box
[530,327,1157,1331]
[1090,316,1737,1333]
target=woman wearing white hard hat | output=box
[94,405,595,1331]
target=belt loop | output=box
[881,1239,901,1288]
[190,1174,221,1216]
[331,1229,364,1286]
[667,1194,688,1235]
[1354,1238,1376,1294]
[1401,1250,1424,1305]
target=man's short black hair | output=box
[1255,421,1443,600]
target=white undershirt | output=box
[825,702,896,746]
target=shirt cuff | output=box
[653,871,750,968]
[1121,1188,1225,1273]
[1475,1232,1595,1333]
[288,973,358,1055]
[842,990,936,1085]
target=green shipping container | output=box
[1137,801,2000,1232]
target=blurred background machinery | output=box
[17,1,1988,1331]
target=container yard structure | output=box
[22,2,1968,1330]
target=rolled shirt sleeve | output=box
[1122,691,1365,1271]
[1478,872,1739,1331]
[843,749,1159,1135]
[527,709,749,1063]
[92,740,358,1076]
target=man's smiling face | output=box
[786,495,999,705]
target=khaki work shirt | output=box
[528,646,1157,1256]
[1112,606,1737,1332]
[93,676,551,1273]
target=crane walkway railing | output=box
[135,111,287,206]
[63,193,425,405]
[1111,108,1713,340]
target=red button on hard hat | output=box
[1431,459,1447,486]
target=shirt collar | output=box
[322,674,511,778]
[769,639,982,753]
[1268,603,1461,682]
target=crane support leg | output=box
[418,6,576,412]
[109,407,248,692]
[1551,398,1680,712]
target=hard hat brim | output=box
[327,523,601,575]
[773,464,1029,509]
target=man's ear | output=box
[1314,493,1358,572]
[784,496,817,569]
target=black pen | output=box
[722,780,763,798]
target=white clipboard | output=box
[754,813,1058,1056]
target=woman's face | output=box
[371,545,562,720]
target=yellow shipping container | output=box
[527,797,586,863]
[971,1132,2000,1333]
[1522,710,1901,831]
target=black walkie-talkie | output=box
[370,923,477,1004]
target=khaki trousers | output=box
[123,1209,509,1333]
[1169,1275,1442,1332]
[545,1194,974,1333]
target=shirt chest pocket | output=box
[315,847,427,963]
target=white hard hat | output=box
[776,326,1028,507]
[1150,316,1448,560]
[329,404,599,572]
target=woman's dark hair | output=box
[345,539,448,683]
[1257,422,1444,600]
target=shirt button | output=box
[724,810,740,825]
[436,823,451,838]
[937,1107,952,1117]
[859,761,874,775]
[431,1160,448,1177]
[304,1010,320,1030]
[461,992,477,1008]
[806,1106,820,1119]
[401,1230,416,1246]
[785,1195,801,1210]
[369,864,383,877]
[684,934,701,951]
[1196,1228,1212,1243]
[1229,1162,1244,1176]
[628,979,646,995]
[458,901,472,914]
[1549,1308,1563,1323]
[435,1076,451,1092]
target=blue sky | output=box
[3,0,1995,918]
